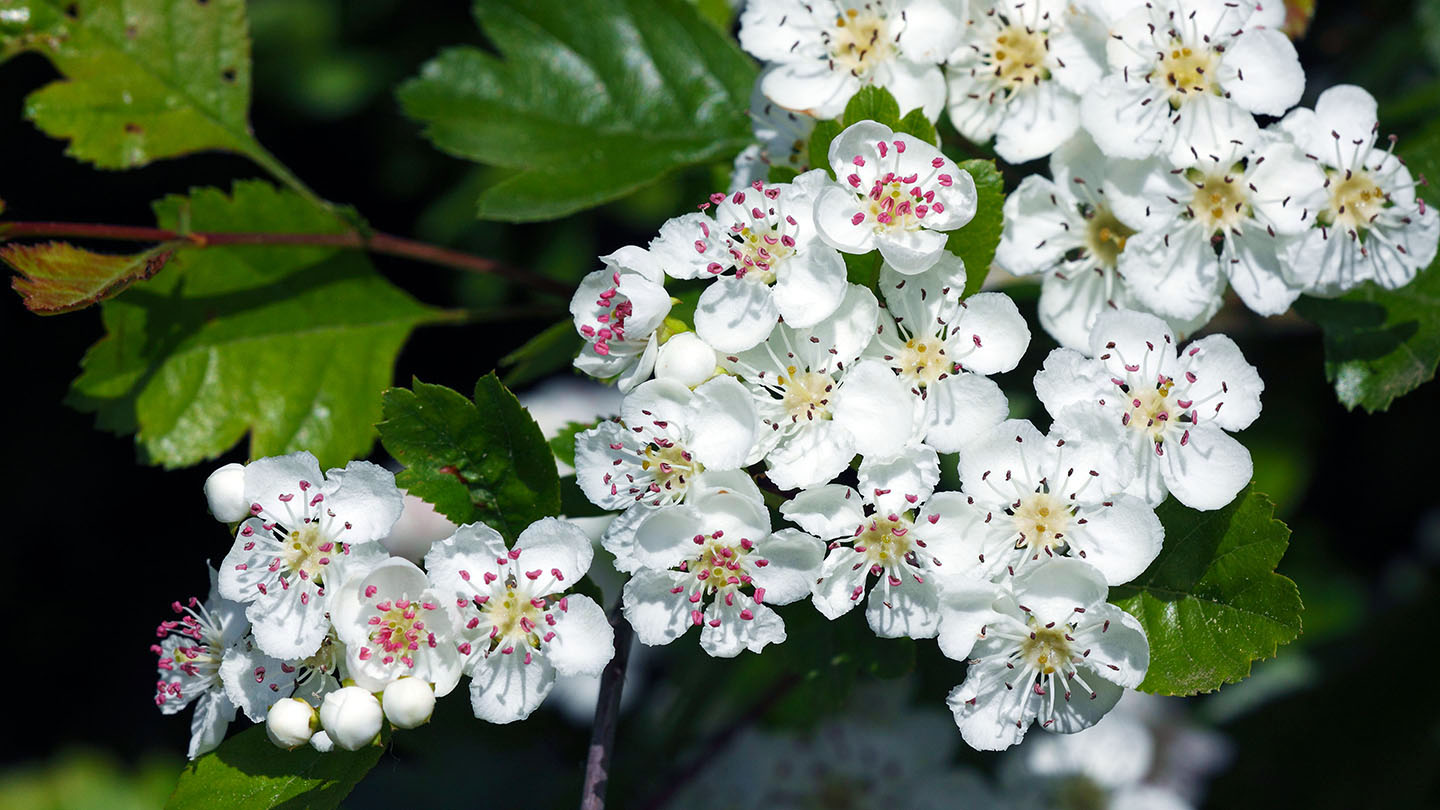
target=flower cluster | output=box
[738,1,1438,353]
[155,452,614,758]
[567,117,1267,750]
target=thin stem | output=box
[0,221,574,298]
[581,605,635,810]
[244,142,332,214]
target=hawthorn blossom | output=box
[780,455,981,639]
[950,419,1164,585]
[722,284,923,490]
[737,0,966,121]
[939,558,1149,751]
[946,0,1106,163]
[570,246,672,391]
[330,557,464,696]
[218,452,403,660]
[814,121,978,273]
[622,490,823,657]
[1106,129,1328,318]
[425,519,614,723]
[1276,85,1440,295]
[1081,0,1304,167]
[650,172,848,352]
[869,253,1028,453]
[730,68,819,190]
[1034,310,1264,510]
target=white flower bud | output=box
[309,730,334,753]
[318,687,383,751]
[204,462,249,523]
[382,677,436,729]
[654,332,717,388]
[265,698,316,750]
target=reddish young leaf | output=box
[6,241,174,315]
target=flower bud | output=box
[655,332,717,388]
[309,730,334,753]
[265,698,316,750]
[204,462,249,523]
[382,678,436,729]
[318,686,383,751]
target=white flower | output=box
[737,0,966,120]
[1276,85,1440,295]
[218,452,403,660]
[152,570,249,759]
[729,68,820,190]
[330,557,464,696]
[949,419,1164,585]
[946,0,1107,163]
[380,491,458,564]
[382,677,436,729]
[425,518,615,724]
[1034,310,1264,510]
[319,686,383,751]
[1110,131,1328,319]
[622,490,823,657]
[570,246,672,391]
[814,121,978,273]
[869,253,1028,453]
[265,698,317,750]
[653,332,719,388]
[781,460,986,639]
[650,172,849,352]
[204,462,248,523]
[938,558,1149,751]
[723,284,921,490]
[1081,0,1304,166]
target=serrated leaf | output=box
[396,0,755,222]
[1,0,262,169]
[842,86,902,129]
[949,158,1005,297]
[5,241,173,314]
[67,181,440,469]
[499,319,583,389]
[377,374,561,541]
[165,725,380,810]
[1111,487,1303,696]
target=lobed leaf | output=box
[67,181,441,469]
[377,374,561,542]
[396,0,756,222]
[165,725,380,810]
[1111,487,1303,696]
[6,241,174,314]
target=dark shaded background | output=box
[1,1,1437,807]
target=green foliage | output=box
[949,158,1005,297]
[0,0,271,171]
[766,605,916,726]
[66,181,440,469]
[378,374,561,541]
[548,420,598,469]
[1111,488,1303,696]
[396,0,755,222]
[805,86,939,175]
[5,241,173,314]
[165,725,380,810]
[499,320,583,389]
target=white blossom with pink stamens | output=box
[218,452,403,661]
[570,246,672,392]
[814,121,978,274]
[1034,310,1264,511]
[425,518,614,724]
[622,489,823,657]
[331,557,464,696]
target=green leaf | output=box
[499,319,583,389]
[1,0,265,170]
[165,725,380,810]
[1111,487,1303,696]
[67,181,441,469]
[808,119,844,179]
[842,86,902,130]
[805,87,937,175]
[948,158,1005,297]
[396,0,755,222]
[5,241,174,314]
[377,374,561,541]
[549,420,599,469]
[896,107,939,145]
[560,475,613,518]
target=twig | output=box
[0,221,573,298]
[580,604,635,810]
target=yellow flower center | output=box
[1020,623,1075,675]
[1124,379,1180,441]
[1010,492,1074,551]
[1084,205,1135,269]
[482,583,544,649]
[641,443,701,493]
[1326,170,1388,231]
[282,523,336,580]
[778,367,834,422]
[990,24,1050,87]
[830,8,894,76]
[1160,42,1218,105]
[1189,172,1249,231]
[894,337,951,388]
[856,513,914,568]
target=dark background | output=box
[1,1,1437,807]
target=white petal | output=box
[736,0,815,62]
[622,569,694,647]
[1120,226,1225,322]
[866,577,941,639]
[1180,334,1264,432]
[598,503,651,573]
[573,421,637,511]
[935,577,1003,661]
[765,420,858,491]
[832,361,921,458]
[751,528,826,605]
[993,83,1081,165]
[876,58,947,121]
[958,419,1052,503]
[1011,558,1108,626]
[469,651,555,724]
[1038,268,1113,353]
[243,452,324,523]
[547,594,614,677]
[811,548,871,620]
[877,227,951,274]
[1223,226,1303,317]
[700,599,786,657]
[513,517,595,590]
[895,0,967,63]
[1219,28,1304,116]
[187,693,236,759]
[948,656,1032,751]
[996,176,1078,276]
[1081,75,1167,160]
[424,522,509,596]
[621,378,692,428]
[1032,348,1110,420]
[762,61,859,120]
[922,373,1010,454]
[245,587,329,661]
[1073,495,1164,585]
[631,504,709,571]
[649,212,715,280]
[1167,93,1260,168]
[803,283,880,368]
[813,185,876,254]
[857,444,941,513]
[1046,671,1126,733]
[780,484,865,540]
[1082,603,1150,688]
[772,247,849,329]
[219,646,294,722]
[1160,423,1252,511]
[695,278,781,353]
[1309,84,1379,157]
[684,375,760,471]
[952,292,1030,375]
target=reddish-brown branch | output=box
[0,221,573,297]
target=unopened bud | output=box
[318,687,382,751]
[382,678,436,729]
[265,698,316,750]
[309,730,334,753]
[204,462,249,523]
[655,332,717,388]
